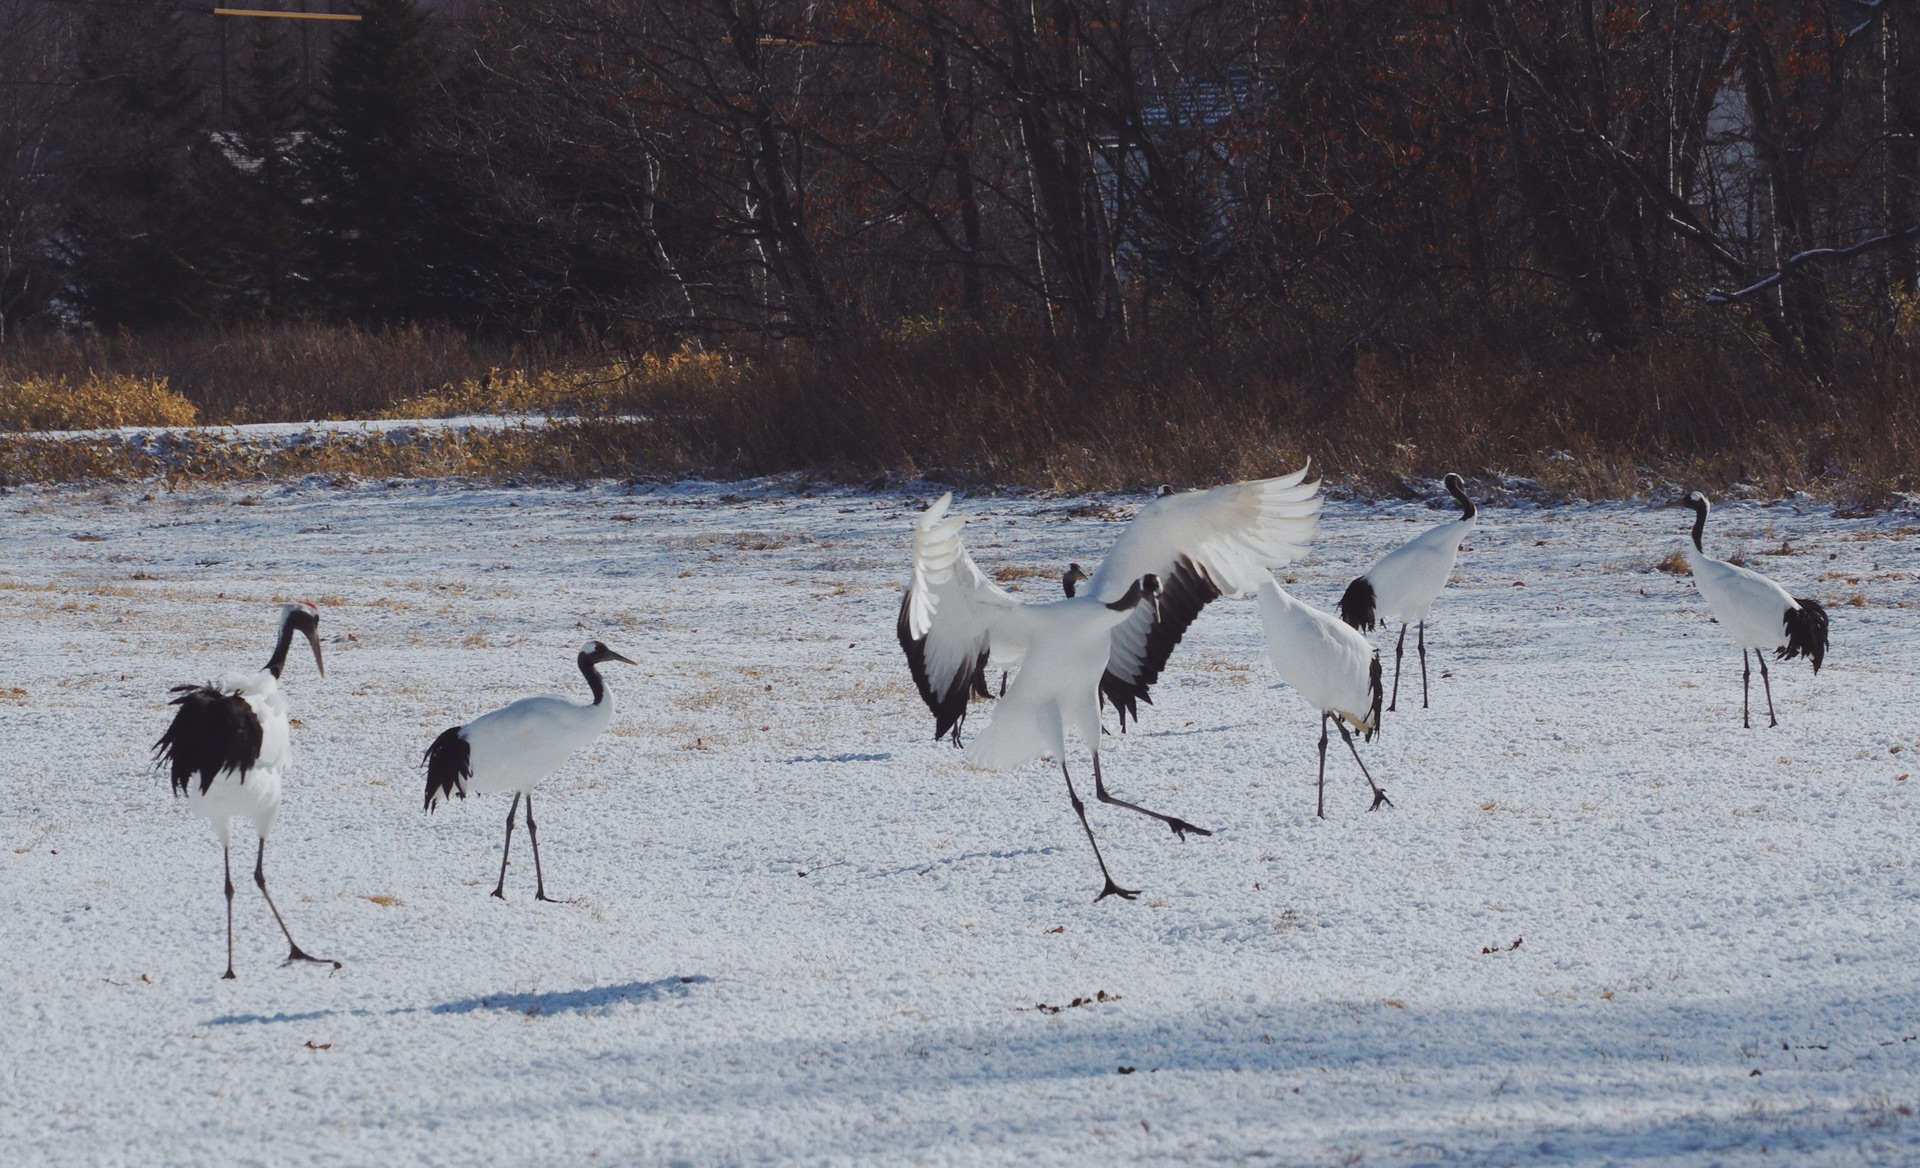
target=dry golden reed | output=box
[0,374,197,431]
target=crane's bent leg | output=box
[1389,624,1407,712]
[492,792,521,899]
[255,839,338,970]
[1337,720,1393,811]
[1063,761,1138,902]
[1757,651,1778,728]
[525,794,558,903]
[1418,621,1429,709]
[1091,752,1211,840]
[222,843,236,980]
[1742,651,1752,729]
[1317,714,1330,819]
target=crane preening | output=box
[152,602,338,979]
[1255,575,1391,818]
[896,470,1321,900]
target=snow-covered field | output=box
[4,477,1917,1166]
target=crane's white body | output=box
[1255,579,1378,732]
[1361,515,1475,623]
[1686,548,1802,651]
[185,670,291,848]
[450,691,616,797]
[963,598,1137,772]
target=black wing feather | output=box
[1339,576,1378,631]
[423,726,472,812]
[153,685,262,797]
[1779,597,1829,673]
[1100,555,1222,729]
[897,590,988,744]
[1364,652,1384,742]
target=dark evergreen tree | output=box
[60,2,218,327]
[212,20,318,317]
[314,0,462,320]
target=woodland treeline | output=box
[5,0,1920,379]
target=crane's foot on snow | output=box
[1368,789,1395,812]
[1095,879,1141,902]
[1166,818,1213,840]
[284,947,342,972]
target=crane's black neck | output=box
[1062,563,1086,598]
[264,610,316,679]
[1104,578,1143,611]
[578,653,608,705]
[1446,477,1476,520]
[1689,500,1707,553]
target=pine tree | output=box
[213,19,319,317]
[314,0,457,320]
[61,1,218,326]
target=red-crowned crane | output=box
[422,641,636,901]
[1673,492,1829,727]
[896,470,1321,900]
[152,602,337,979]
[1339,472,1477,711]
[1254,575,1390,818]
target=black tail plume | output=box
[423,726,471,812]
[1778,598,1829,673]
[1364,653,1384,742]
[1339,576,1378,632]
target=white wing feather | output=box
[904,493,1023,707]
[1088,467,1322,698]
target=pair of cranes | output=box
[899,474,1831,901]
[153,605,636,977]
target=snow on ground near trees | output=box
[4,477,1918,1166]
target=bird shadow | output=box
[786,752,893,763]
[428,975,710,1016]
[204,975,710,1026]
[206,1009,335,1026]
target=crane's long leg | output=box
[1091,752,1211,840]
[1742,651,1752,729]
[1316,714,1330,820]
[1757,650,1778,728]
[1388,623,1407,712]
[525,793,558,903]
[222,843,236,980]
[255,839,338,970]
[492,792,521,899]
[1417,621,1429,709]
[1336,719,1393,811]
[1063,761,1138,902]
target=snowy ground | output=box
[4,476,1918,1166]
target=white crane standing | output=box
[1254,575,1390,818]
[422,641,636,901]
[1339,472,1477,711]
[1673,492,1829,727]
[897,470,1321,899]
[152,602,337,979]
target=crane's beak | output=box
[602,647,637,666]
[302,622,325,678]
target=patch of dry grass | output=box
[0,374,197,431]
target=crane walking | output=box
[152,602,337,979]
[1339,472,1477,711]
[423,641,636,901]
[1672,492,1828,727]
